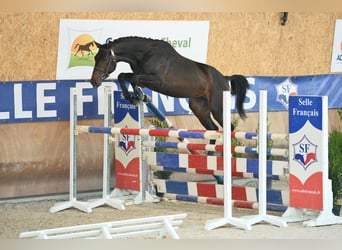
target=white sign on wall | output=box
[56,19,210,80]
[331,19,342,72]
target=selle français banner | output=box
[0,74,342,124]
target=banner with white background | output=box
[331,19,342,72]
[56,19,210,79]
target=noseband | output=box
[94,49,115,79]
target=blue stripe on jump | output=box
[178,131,205,139]
[244,132,257,139]
[246,158,258,174]
[156,152,178,165]
[174,194,199,203]
[243,147,277,156]
[266,148,272,155]
[267,160,274,175]
[267,203,287,212]
[146,102,166,121]
[88,126,112,134]
[244,147,257,154]
[245,158,277,176]
[256,189,283,204]
[165,180,188,195]
[154,141,178,149]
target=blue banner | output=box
[0,74,341,123]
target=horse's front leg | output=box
[118,73,145,105]
[118,73,135,102]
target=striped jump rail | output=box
[76,125,287,142]
[145,152,288,180]
[164,194,287,212]
[142,141,288,157]
[144,96,201,155]
[153,179,289,210]
[231,131,288,141]
[76,125,222,140]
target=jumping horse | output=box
[90,36,249,133]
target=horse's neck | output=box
[112,39,149,62]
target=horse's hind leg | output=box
[189,97,218,132]
[189,97,224,184]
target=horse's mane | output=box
[112,36,160,44]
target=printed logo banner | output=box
[1,74,342,124]
[289,96,324,210]
[56,19,210,80]
[114,91,141,191]
[331,19,342,72]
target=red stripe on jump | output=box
[188,147,201,155]
[231,157,244,177]
[197,183,216,198]
[195,169,215,175]
[232,186,247,200]
[188,144,207,151]
[120,128,140,135]
[206,197,224,205]
[188,155,207,169]
[233,200,255,209]
[216,156,223,171]
[187,129,207,132]
[148,130,170,137]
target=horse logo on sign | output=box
[292,135,318,170]
[276,78,297,109]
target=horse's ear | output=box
[105,37,112,44]
[94,41,102,48]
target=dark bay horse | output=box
[90,36,249,132]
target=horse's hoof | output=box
[134,88,144,101]
[123,93,131,100]
[129,97,142,106]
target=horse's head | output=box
[90,41,117,88]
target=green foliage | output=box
[231,117,244,157]
[149,118,168,152]
[329,109,342,203]
[149,118,172,180]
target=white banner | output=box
[331,19,342,72]
[56,19,210,80]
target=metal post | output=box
[49,87,91,213]
[205,91,251,230]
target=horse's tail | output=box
[225,75,249,119]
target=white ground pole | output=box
[87,86,126,210]
[19,213,187,239]
[205,90,252,230]
[240,90,288,227]
[49,88,92,213]
[282,96,342,226]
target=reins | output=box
[94,48,116,79]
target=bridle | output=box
[94,49,116,80]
